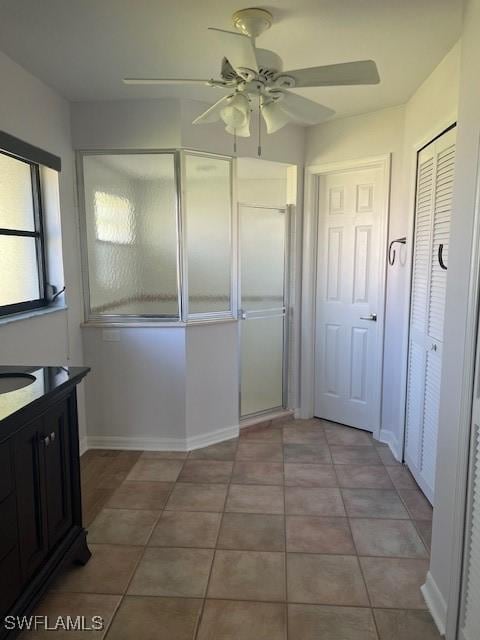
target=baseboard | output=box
[421,571,447,636]
[186,425,239,450]
[376,428,403,461]
[85,424,239,453]
[240,409,293,430]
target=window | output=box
[0,151,47,316]
[94,191,135,245]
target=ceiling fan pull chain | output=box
[258,102,262,156]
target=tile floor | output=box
[22,419,441,639]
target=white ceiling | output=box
[0,0,463,120]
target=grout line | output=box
[96,453,186,638]
[282,436,289,640]
[52,592,430,610]
[193,432,240,639]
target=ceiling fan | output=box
[123,8,380,138]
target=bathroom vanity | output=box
[0,366,90,638]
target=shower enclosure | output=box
[78,150,292,418]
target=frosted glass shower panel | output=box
[240,206,285,310]
[240,315,285,415]
[184,154,232,315]
[83,154,179,317]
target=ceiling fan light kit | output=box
[123,6,380,153]
[220,93,250,129]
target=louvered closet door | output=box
[405,127,456,504]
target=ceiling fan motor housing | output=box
[232,8,273,38]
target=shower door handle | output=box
[360,313,377,321]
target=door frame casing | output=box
[299,154,391,440]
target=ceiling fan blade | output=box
[261,101,290,134]
[208,27,258,72]
[275,91,335,125]
[279,60,380,87]
[192,95,233,124]
[123,78,212,85]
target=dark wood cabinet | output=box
[14,417,49,582]
[43,400,73,550]
[0,369,90,639]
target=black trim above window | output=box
[0,130,61,172]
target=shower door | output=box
[239,204,289,417]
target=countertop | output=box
[0,365,89,424]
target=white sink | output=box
[0,373,36,394]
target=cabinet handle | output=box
[42,435,50,447]
[438,243,447,270]
[431,343,438,351]
[50,431,56,442]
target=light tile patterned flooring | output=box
[23,419,441,639]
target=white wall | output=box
[71,99,180,149]
[304,43,460,456]
[185,322,239,445]
[83,326,186,448]
[0,51,87,440]
[427,0,480,634]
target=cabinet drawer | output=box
[0,546,21,619]
[0,441,13,503]
[0,493,17,562]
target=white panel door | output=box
[405,126,456,504]
[314,165,386,430]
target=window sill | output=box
[0,303,68,327]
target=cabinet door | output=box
[14,418,48,582]
[44,399,73,549]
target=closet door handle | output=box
[438,244,447,270]
[360,313,377,322]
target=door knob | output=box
[360,313,377,321]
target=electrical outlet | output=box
[102,329,120,342]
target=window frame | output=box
[0,150,49,317]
